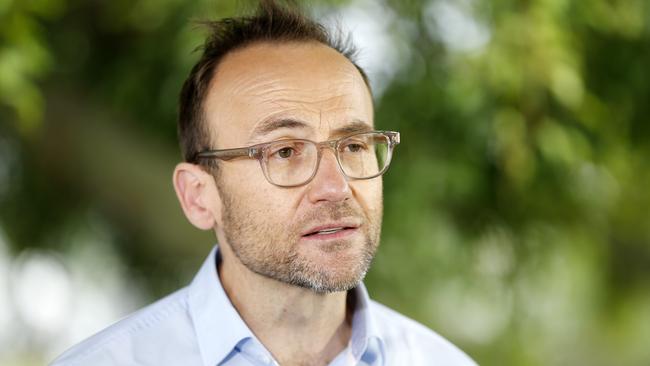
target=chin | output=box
[302,249,371,287]
[296,270,364,294]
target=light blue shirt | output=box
[51,246,477,366]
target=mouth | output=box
[301,221,361,240]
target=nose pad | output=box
[313,141,346,179]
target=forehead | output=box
[203,41,374,146]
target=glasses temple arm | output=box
[194,147,254,162]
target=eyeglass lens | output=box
[263,132,391,186]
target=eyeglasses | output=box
[192,130,400,187]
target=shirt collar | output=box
[350,280,386,363]
[188,245,386,366]
[188,246,255,366]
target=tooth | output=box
[317,228,342,234]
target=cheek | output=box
[221,165,299,218]
[350,179,383,213]
[224,159,265,184]
[219,160,276,203]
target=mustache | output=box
[297,202,364,225]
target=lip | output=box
[301,220,362,240]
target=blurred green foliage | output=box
[1,0,649,365]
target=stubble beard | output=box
[217,185,382,293]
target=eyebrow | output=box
[330,119,374,136]
[250,118,310,140]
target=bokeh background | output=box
[2,0,650,365]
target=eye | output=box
[276,147,295,158]
[269,144,301,160]
[342,141,367,153]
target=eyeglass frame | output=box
[191,130,401,188]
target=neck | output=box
[218,243,354,366]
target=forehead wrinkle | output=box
[232,63,358,97]
[227,76,283,99]
[228,70,314,95]
[249,85,357,121]
[259,93,354,109]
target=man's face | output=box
[204,41,381,293]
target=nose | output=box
[306,148,351,203]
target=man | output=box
[52,1,476,365]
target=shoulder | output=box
[50,288,201,366]
[369,300,478,366]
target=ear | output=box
[172,162,223,230]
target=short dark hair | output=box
[177,0,371,163]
